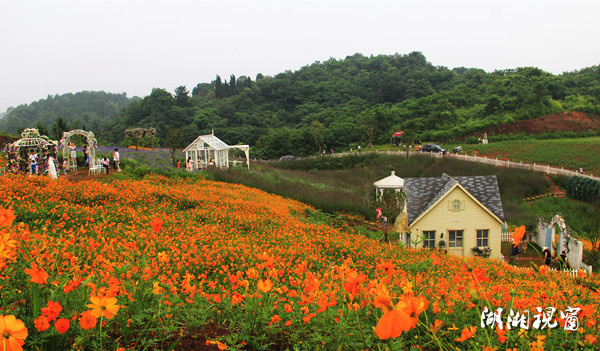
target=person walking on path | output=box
[113,149,121,171]
[358,145,362,153]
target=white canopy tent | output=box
[183,133,249,170]
[373,171,405,198]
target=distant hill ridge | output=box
[1,52,599,157]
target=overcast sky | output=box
[1,0,599,113]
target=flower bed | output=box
[0,174,598,350]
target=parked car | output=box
[421,144,447,155]
[278,155,295,161]
[453,146,463,153]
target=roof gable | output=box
[405,174,504,225]
[183,134,230,152]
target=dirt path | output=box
[60,169,113,182]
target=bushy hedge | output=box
[565,175,600,205]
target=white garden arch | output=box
[60,129,97,170]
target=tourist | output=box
[62,158,68,175]
[84,146,89,168]
[208,159,216,167]
[113,148,121,172]
[101,157,110,174]
[358,145,361,153]
[70,146,77,169]
[29,151,38,175]
[542,247,552,266]
[177,160,180,169]
[186,157,193,171]
[559,251,568,270]
[579,166,583,174]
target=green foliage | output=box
[0,91,132,138]
[3,54,600,158]
[566,176,600,205]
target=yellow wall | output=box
[409,186,502,260]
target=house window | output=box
[477,229,489,247]
[453,200,461,211]
[448,230,463,247]
[423,231,435,248]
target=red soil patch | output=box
[61,169,112,182]
[488,111,600,135]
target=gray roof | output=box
[405,173,504,225]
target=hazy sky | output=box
[1,0,599,113]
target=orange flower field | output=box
[0,174,599,350]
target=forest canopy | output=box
[2,52,599,158]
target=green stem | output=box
[99,315,104,351]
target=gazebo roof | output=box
[374,171,404,188]
[10,129,56,148]
[183,134,229,152]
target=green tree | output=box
[51,117,69,140]
[165,127,186,166]
[375,189,406,243]
[307,120,325,154]
[174,86,192,107]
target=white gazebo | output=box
[183,133,250,170]
[373,171,404,198]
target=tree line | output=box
[1,52,599,158]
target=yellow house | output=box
[402,173,504,260]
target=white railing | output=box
[444,153,599,181]
[261,150,600,182]
[501,231,512,242]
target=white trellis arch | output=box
[61,130,97,170]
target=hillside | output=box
[0,174,599,350]
[3,53,599,159]
[488,111,600,136]
[0,91,134,140]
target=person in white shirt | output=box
[113,149,121,171]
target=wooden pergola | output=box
[183,133,249,170]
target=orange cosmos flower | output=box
[79,310,97,330]
[54,318,70,334]
[472,268,488,283]
[87,295,120,319]
[0,315,28,351]
[63,277,82,293]
[511,225,526,246]
[455,326,476,342]
[375,308,413,339]
[0,208,16,228]
[496,325,507,344]
[538,265,549,275]
[396,295,429,328]
[41,301,62,322]
[24,263,49,285]
[34,315,50,332]
[585,334,598,346]
[269,314,281,326]
[150,218,163,233]
[343,270,367,297]
[206,340,227,350]
[257,279,273,293]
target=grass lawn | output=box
[444,137,600,175]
